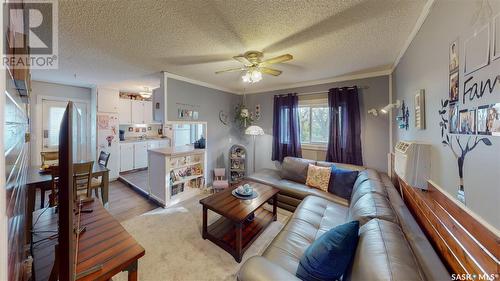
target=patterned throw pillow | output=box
[305,164,331,192]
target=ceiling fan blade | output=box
[260,67,282,76]
[260,54,293,66]
[233,56,253,66]
[215,67,244,74]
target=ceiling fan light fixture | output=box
[242,69,262,83]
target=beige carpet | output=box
[113,192,291,281]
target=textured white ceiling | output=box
[32,0,426,93]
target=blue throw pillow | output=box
[296,221,360,281]
[328,165,359,200]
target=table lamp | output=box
[245,125,264,173]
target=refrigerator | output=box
[97,113,120,179]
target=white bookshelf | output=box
[148,146,207,207]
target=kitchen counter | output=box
[148,146,205,157]
[120,137,166,143]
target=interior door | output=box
[41,99,88,160]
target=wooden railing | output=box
[397,178,499,278]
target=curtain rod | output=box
[295,86,369,96]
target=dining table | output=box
[26,164,110,243]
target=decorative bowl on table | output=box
[235,184,253,196]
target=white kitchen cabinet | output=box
[144,101,153,123]
[131,100,144,124]
[97,88,119,113]
[129,100,153,124]
[118,99,132,124]
[134,142,148,169]
[120,143,134,172]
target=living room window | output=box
[298,98,329,147]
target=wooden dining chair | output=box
[48,166,60,207]
[73,161,94,202]
[91,151,110,198]
[41,151,59,167]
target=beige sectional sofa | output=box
[238,157,450,281]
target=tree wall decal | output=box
[439,99,492,203]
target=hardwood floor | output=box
[106,180,158,222]
[34,179,158,222]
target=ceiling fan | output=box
[215,51,293,83]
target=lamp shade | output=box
[245,125,264,136]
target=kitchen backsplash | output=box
[120,124,162,139]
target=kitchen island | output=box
[148,146,207,207]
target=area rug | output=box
[113,192,291,281]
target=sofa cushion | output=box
[345,219,425,281]
[263,196,348,273]
[353,169,382,189]
[316,161,366,172]
[248,169,348,206]
[350,180,388,207]
[296,221,360,281]
[280,157,316,184]
[348,192,398,225]
[328,165,359,200]
[305,164,331,191]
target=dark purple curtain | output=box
[272,93,302,162]
[326,87,363,166]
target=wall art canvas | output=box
[449,103,459,134]
[493,13,500,61]
[414,90,425,130]
[464,24,490,75]
[459,109,476,134]
[477,105,490,135]
[449,71,459,102]
[488,103,500,136]
[449,40,459,72]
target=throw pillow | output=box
[328,165,359,200]
[305,164,331,192]
[296,221,360,281]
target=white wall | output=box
[30,81,92,165]
[393,0,500,229]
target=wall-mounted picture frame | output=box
[449,103,459,134]
[477,105,490,135]
[492,13,500,61]
[414,90,425,130]
[449,40,459,72]
[488,103,500,136]
[449,71,459,102]
[459,109,476,135]
[464,24,490,75]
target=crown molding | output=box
[392,0,435,73]
[163,71,238,94]
[243,68,392,95]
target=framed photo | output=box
[449,71,459,102]
[449,104,459,134]
[449,40,459,72]
[477,105,490,135]
[488,103,500,136]
[493,13,500,61]
[459,109,476,135]
[464,24,490,75]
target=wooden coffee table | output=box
[199,180,279,262]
